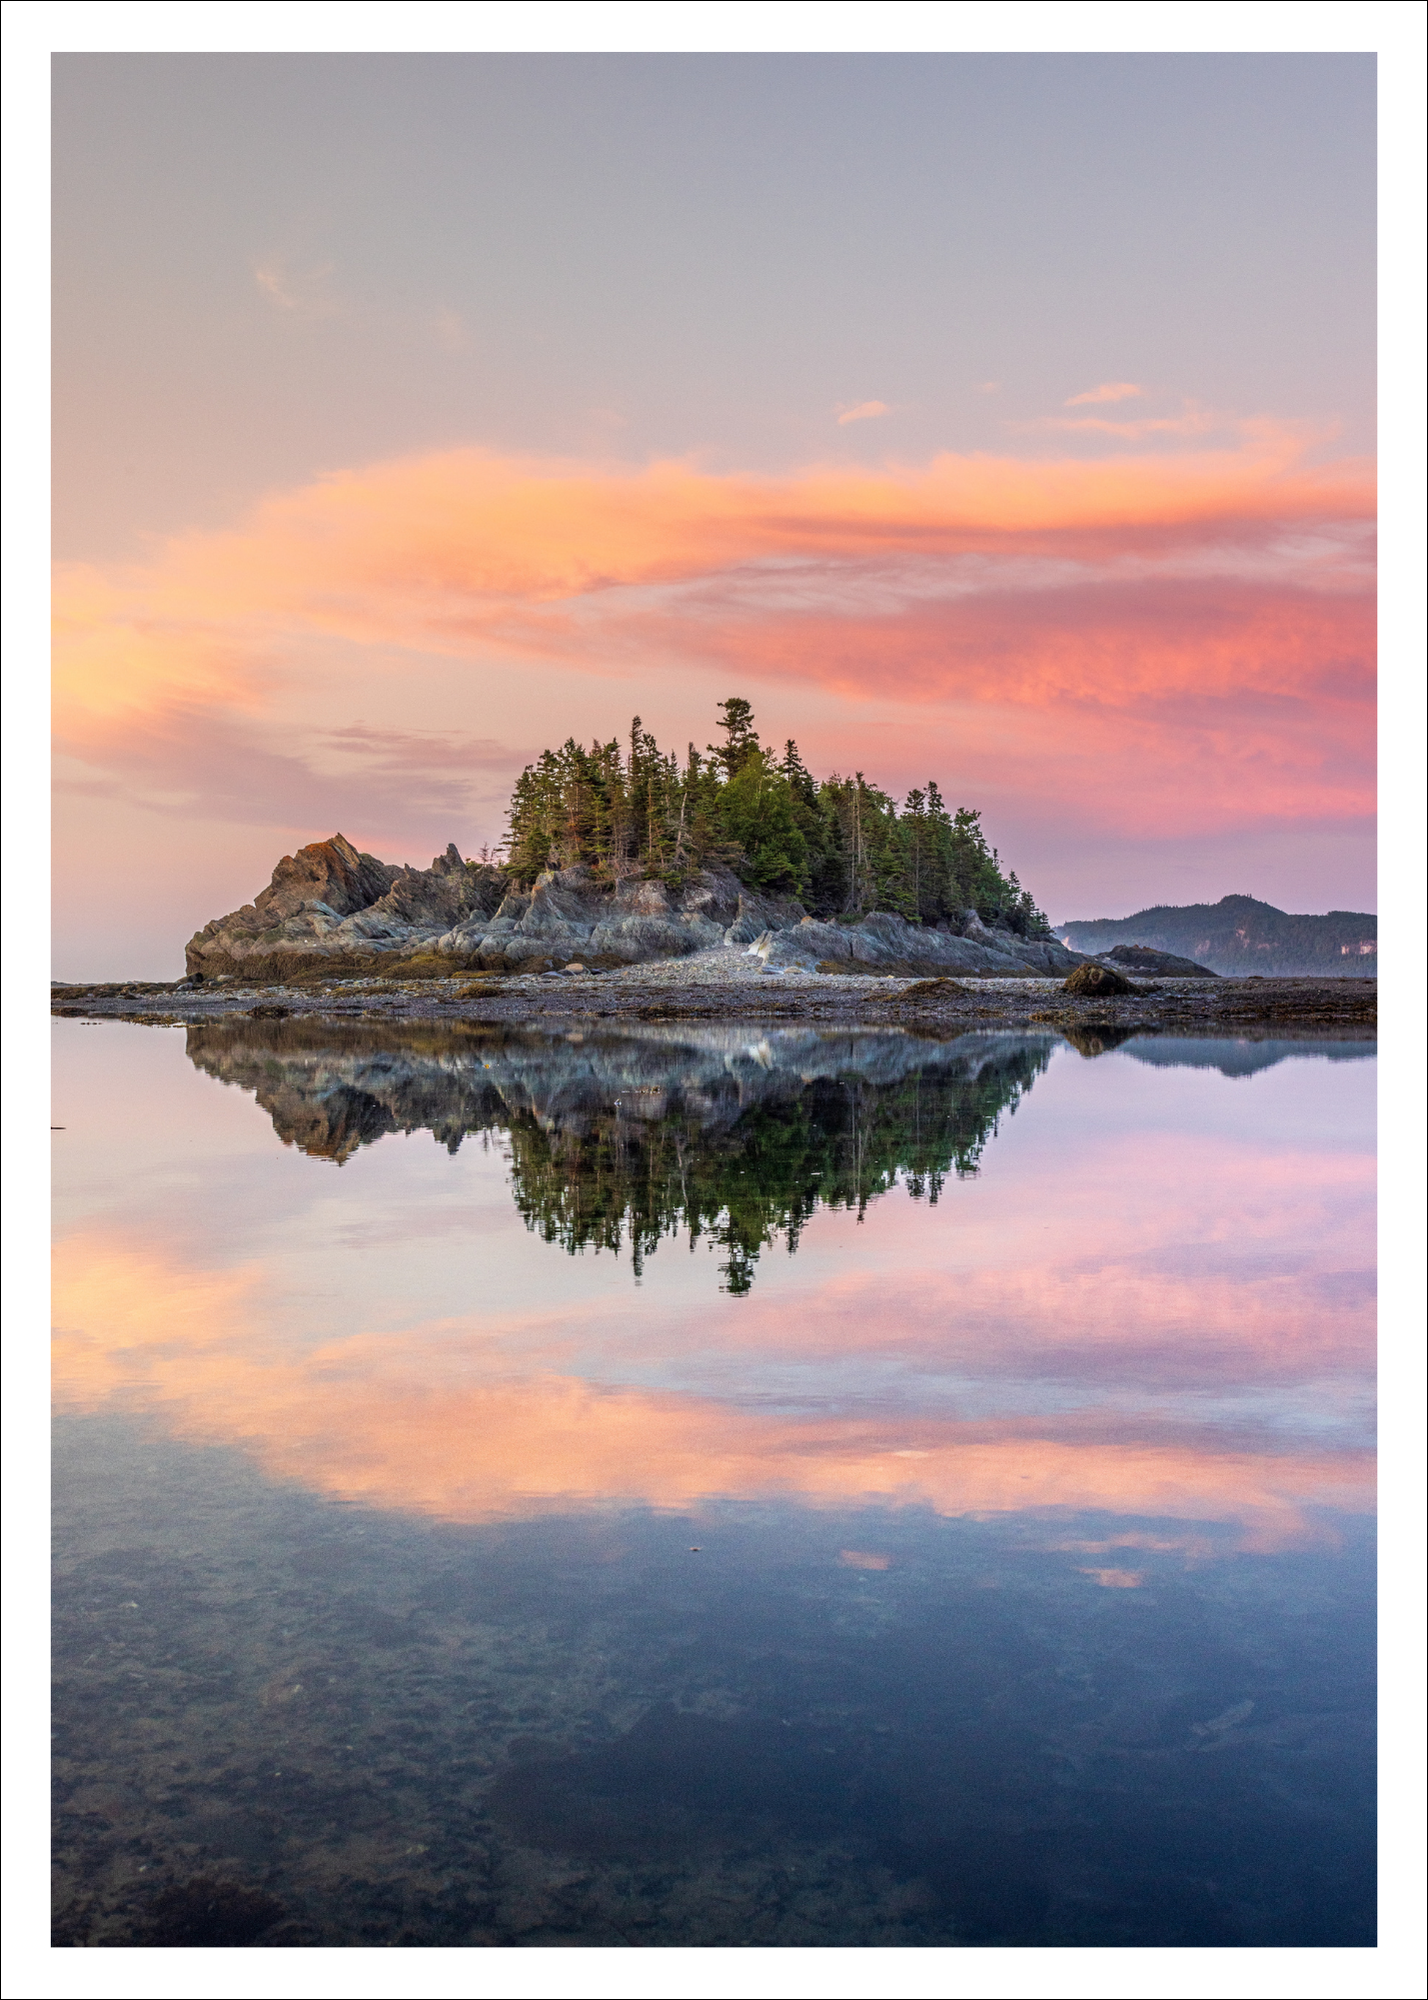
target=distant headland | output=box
[1059,897,1377,978]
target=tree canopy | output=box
[503,696,1048,934]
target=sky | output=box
[51,53,1376,977]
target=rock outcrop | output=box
[186,835,507,980]
[748,910,1083,979]
[185,837,811,980]
[1099,945,1218,978]
[186,834,1085,982]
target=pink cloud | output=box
[1066,382,1145,406]
[51,431,1375,950]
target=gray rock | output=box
[186,838,1069,984]
[748,912,1082,978]
[723,887,807,945]
[186,834,504,979]
[1099,944,1218,977]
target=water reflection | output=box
[50,1021,1376,1947]
[53,1023,1374,1544]
[185,1020,1052,1291]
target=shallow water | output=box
[51,1018,1376,1947]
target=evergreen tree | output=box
[717,749,809,894]
[709,695,761,776]
[500,694,1047,932]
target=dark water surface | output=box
[51,1019,1376,1947]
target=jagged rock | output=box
[1063,961,1137,997]
[185,834,1083,984]
[186,841,808,980]
[186,834,507,980]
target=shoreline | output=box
[52,949,1377,1036]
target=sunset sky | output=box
[50,53,1376,977]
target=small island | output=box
[52,697,1376,1037]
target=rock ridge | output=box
[185,835,1086,982]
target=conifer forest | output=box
[503,697,1049,936]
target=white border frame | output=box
[5,9,1423,1998]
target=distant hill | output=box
[1057,896,1376,977]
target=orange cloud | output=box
[51,430,1375,857]
[835,400,892,424]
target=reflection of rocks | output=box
[1061,1028,1139,1059]
[1117,1034,1375,1078]
[186,1020,1054,1289]
[1060,1028,1373,1071]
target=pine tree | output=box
[710,696,760,776]
[500,694,1045,928]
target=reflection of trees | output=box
[186,1020,1050,1292]
[505,1062,1045,1294]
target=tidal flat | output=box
[52,1016,1375,1947]
[51,951,1376,1038]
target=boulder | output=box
[1062,961,1137,997]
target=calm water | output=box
[51,1018,1376,1948]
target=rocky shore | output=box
[53,832,1374,1037]
[52,952,1376,1036]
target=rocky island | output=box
[53,698,1374,1037]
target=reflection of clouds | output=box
[549,1128,1374,1404]
[52,1234,1373,1553]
